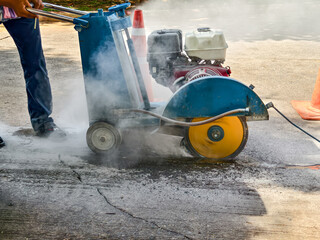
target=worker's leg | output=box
[3,17,55,134]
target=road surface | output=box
[0,0,320,239]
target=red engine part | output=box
[174,65,231,82]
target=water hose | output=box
[266,102,320,143]
[130,108,249,127]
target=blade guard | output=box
[162,76,269,121]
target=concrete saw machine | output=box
[28,2,269,160]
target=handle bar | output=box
[43,2,87,15]
[26,2,89,26]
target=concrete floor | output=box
[0,0,320,239]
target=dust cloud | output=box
[53,28,186,164]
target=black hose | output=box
[131,108,249,127]
[266,102,320,143]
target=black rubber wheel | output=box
[86,122,122,154]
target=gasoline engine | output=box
[147,28,231,92]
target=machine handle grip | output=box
[108,2,131,17]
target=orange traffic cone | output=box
[291,67,320,120]
[131,9,154,101]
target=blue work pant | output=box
[3,17,53,131]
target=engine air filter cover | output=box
[185,28,228,61]
[147,29,182,58]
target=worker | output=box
[0,0,65,148]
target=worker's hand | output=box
[29,0,44,10]
[1,0,40,18]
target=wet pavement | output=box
[1,0,320,239]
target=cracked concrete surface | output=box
[1,0,320,239]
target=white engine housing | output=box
[185,28,228,61]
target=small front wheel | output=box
[86,122,122,154]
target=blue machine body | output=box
[163,76,268,121]
[75,5,147,125]
[73,3,268,129]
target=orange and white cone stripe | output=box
[292,67,320,120]
[131,9,154,101]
